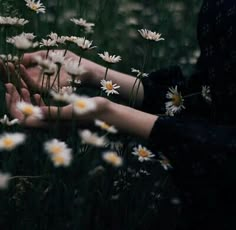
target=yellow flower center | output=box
[50,146,62,155]
[75,100,86,109]
[101,122,110,130]
[31,3,39,11]
[22,105,34,116]
[3,138,14,149]
[105,83,113,90]
[106,154,120,165]
[172,95,182,106]
[53,155,65,165]
[138,148,149,158]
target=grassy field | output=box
[0,0,202,229]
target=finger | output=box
[19,64,38,90]
[34,94,46,106]
[21,88,31,103]
[22,51,47,67]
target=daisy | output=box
[64,59,87,77]
[98,51,121,64]
[34,56,58,75]
[159,154,173,170]
[47,32,66,45]
[102,151,123,167]
[75,37,96,50]
[79,129,107,147]
[48,50,65,65]
[44,139,69,156]
[16,101,43,119]
[69,94,97,115]
[100,80,120,96]
[25,0,46,14]
[201,85,212,103]
[39,38,58,48]
[51,151,72,167]
[165,86,185,116]
[0,132,26,151]
[138,29,165,42]
[0,172,11,189]
[95,119,118,134]
[132,145,155,162]
[131,68,149,78]
[0,114,19,126]
[70,18,95,32]
[0,54,19,63]
[0,16,29,26]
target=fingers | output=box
[21,88,31,103]
[22,51,47,67]
[34,94,46,106]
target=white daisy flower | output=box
[165,86,185,116]
[138,29,165,42]
[131,68,149,78]
[69,94,97,115]
[64,59,87,77]
[98,51,121,64]
[44,139,69,156]
[75,37,96,50]
[132,145,155,162]
[50,86,75,102]
[70,18,95,31]
[100,80,120,96]
[0,114,19,126]
[51,151,72,167]
[94,119,118,134]
[201,85,212,103]
[25,0,46,14]
[64,36,80,43]
[0,54,19,63]
[16,101,43,119]
[7,33,38,50]
[102,151,123,167]
[48,50,65,65]
[34,55,58,75]
[0,133,26,151]
[79,129,108,147]
[39,38,58,48]
[0,16,29,26]
[0,172,11,189]
[159,154,173,170]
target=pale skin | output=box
[3,50,158,139]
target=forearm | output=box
[81,58,145,106]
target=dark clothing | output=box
[141,0,236,229]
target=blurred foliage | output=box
[0,0,202,229]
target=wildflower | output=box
[25,0,46,14]
[7,33,38,50]
[165,86,185,116]
[64,59,86,77]
[48,50,65,65]
[70,18,95,32]
[132,145,155,162]
[0,16,29,26]
[100,80,120,96]
[98,51,121,64]
[95,119,118,134]
[0,114,19,126]
[16,101,43,119]
[64,36,80,43]
[159,154,172,170]
[201,85,212,103]
[69,94,96,115]
[0,54,19,63]
[79,129,107,147]
[138,29,165,42]
[44,139,69,155]
[75,37,96,50]
[47,32,66,45]
[0,133,26,151]
[44,139,73,167]
[102,151,123,167]
[39,38,58,48]
[0,172,11,189]
[34,56,57,75]
[131,68,149,78]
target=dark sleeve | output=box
[148,116,236,172]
